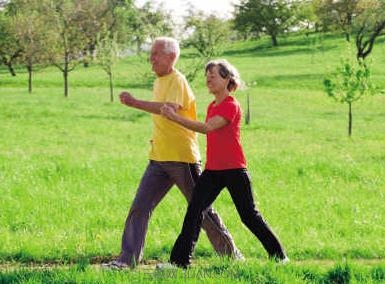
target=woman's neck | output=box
[214,91,229,105]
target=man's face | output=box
[150,41,174,76]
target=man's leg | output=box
[117,161,173,266]
[168,162,241,258]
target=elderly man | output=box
[103,37,242,268]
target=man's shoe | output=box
[101,260,129,270]
[234,249,245,261]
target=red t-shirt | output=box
[205,96,247,170]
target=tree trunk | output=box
[348,103,352,137]
[27,64,32,94]
[109,72,114,103]
[355,20,385,60]
[2,50,21,76]
[136,40,142,55]
[64,55,69,98]
[345,32,350,42]
[5,61,16,76]
[245,93,250,125]
[271,34,278,46]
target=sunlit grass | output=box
[1,33,384,282]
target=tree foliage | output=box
[125,1,173,54]
[41,0,91,97]
[354,0,385,60]
[314,0,363,41]
[181,10,231,81]
[7,0,52,93]
[96,29,119,102]
[37,0,131,97]
[184,11,231,58]
[0,0,9,8]
[313,0,385,54]
[233,0,297,46]
[323,49,378,136]
[0,10,22,76]
[293,0,319,34]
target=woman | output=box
[161,59,288,268]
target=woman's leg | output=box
[171,162,241,257]
[226,169,287,260]
[170,170,224,267]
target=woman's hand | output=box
[160,104,177,120]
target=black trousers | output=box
[170,168,286,267]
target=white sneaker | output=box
[278,256,290,264]
[155,262,177,270]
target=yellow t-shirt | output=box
[149,69,201,163]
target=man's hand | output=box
[120,92,136,107]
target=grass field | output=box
[1,33,385,283]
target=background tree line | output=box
[1,0,384,99]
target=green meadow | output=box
[1,34,385,283]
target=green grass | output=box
[1,260,385,283]
[1,33,385,282]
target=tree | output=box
[0,0,9,8]
[41,0,125,97]
[126,1,173,54]
[182,11,231,81]
[314,0,385,59]
[234,0,297,46]
[244,81,257,125]
[314,0,363,42]
[7,0,51,93]
[354,0,385,60]
[294,0,319,34]
[96,30,119,102]
[184,11,231,58]
[0,11,22,76]
[39,0,88,97]
[323,50,378,136]
[313,0,385,48]
[74,0,131,67]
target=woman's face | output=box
[205,65,229,95]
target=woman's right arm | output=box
[160,105,228,134]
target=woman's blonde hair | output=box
[205,59,241,92]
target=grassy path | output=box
[1,258,384,283]
[1,257,384,271]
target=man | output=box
[104,37,241,268]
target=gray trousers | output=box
[117,160,239,266]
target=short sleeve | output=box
[166,76,194,110]
[216,99,238,122]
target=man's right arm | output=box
[120,92,179,115]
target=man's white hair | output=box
[154,37,180,60]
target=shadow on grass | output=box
[224,44,337,58]
[247,73,324,90]
[78,112,147,123]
